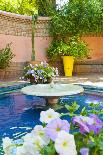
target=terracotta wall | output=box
[0,11,51,62]
[82,37,103,60]
[0,35,51,62]
[0,11,103,63]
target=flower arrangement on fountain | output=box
[2,102,103,155]
[23,61,59,84]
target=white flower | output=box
[40,108,60,123]
[16,146,29,155]
[23,130,47,152]
[3,137,13,155]
[55,131,77,155]
[35,64,38,67]
[29,64,32,67]
[32,136,45,150]
[40,62,44,65]
[23,141,41,155]
[31,125,50,145]
[23,133,32,142]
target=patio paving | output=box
[1,74,103,88]
[55,74,103,87]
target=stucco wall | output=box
[0,11,103,62]
[0,11,51,62]
[0,34,51,62]
[82,37,103,60]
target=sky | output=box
[56,0,69,7]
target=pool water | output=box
[0,89,103,154]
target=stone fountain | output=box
[21,82,84,105]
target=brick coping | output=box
[0,10,50,21]
[75,60,103,65]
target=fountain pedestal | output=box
[45,97,59,105]
[21,84,84,105]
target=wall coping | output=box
[0,10,51,21]
[75,60,103,65]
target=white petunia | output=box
[32,136,46,150]
[40,108,60,123]
[3,137,13,155]
[55,131,77,155]
[23,133,32,142]
[31,125,50,145]
[16,146,29,155]
[23,134,46,152]
[23,141,41,155]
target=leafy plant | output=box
[0,0,56,16]
[0,0,37,15]
[23,61,59,84]
[36,0,56,16]
[50,0,103,37]
[47,36,90,61]
[0,43,14,69]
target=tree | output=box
[0,0,37,15]
[36,0,56,16]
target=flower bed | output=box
[23,61,59,84]
[2,102,103,155]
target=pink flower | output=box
[73,115,103,134]
[80,148,89,155]
[45,118,70,141]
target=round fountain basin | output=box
[21,84,84,97]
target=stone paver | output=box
[1,74,103,88]
[54,74,103,88]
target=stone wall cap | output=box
[0,10,51,21]
[75,60,103,65]
[0,10,31,20]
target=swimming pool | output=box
[0,85,103,154]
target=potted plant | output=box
[47,36,90,76]
[0,43,14,79]
[23,61,59,84]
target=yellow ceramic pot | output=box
[62,56,74,77]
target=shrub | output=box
[50,0,103,37]
[47,36,90,61]
[0,43,14,69]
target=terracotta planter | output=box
[29,76,52,84]
[29,61,41,66]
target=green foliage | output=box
[47,40,70,61]
[50,0,103,37]
[40,140,56,155]
[64,101,103,117]
[36,0,56,16]
[65,101,80,116]
[62,101,103,154]
[47,36,90,61]
[0,0,37,15]
[0,43,14,69]
[0,0,56,16]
